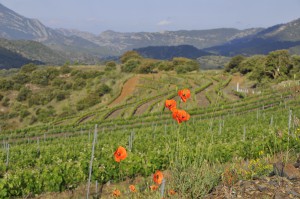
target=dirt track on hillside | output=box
[109,76,139,107]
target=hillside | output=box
[0,46,42,69]
[0,64,299,198]
[0,38,67,68]
[206,18,300,56]
[0,3,115,61]
[134,45,213,60]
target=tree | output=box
[136,59,157,74]
[121,59,141,73]
[60,65,72,74]
[158,61,174,71]
[224,55,245,73]
[17,87,31,101]
[239,55,265,75]
[264,50,292,79]
[96,84,111,97]
[20,63,38,73]
[13,73,30,84]
[172,57,199,74]
[120,51,142,64]
[290,55,300,79]
[105,61,117,71]
[0,79,14,91]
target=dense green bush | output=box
[0,79,14,91]
[105,61,117,71]
[172,57,199,73]
[121,59,141,73]
[16,87,32,102]
[72,78,86,90]
[20,63,38,73]
[96,84,111,97]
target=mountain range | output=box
[1,2,300,68]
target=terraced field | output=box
[0,70,300,198]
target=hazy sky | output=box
[0,0,300,34]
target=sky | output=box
[0,0,300,34]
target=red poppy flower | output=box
[169,189,176,195]
[129,185,137,193]
[153,170,164,185]
[150,185,159,191]
[172,109,190,124]
[112,189,121,197]
[165,99,177,111]
[178,89,191,102]
[114,146,127,162]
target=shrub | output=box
[105,61,117,71]
[17,87,32,101]
[20,63,38,73]
[96,84,111,97]
[2,97,10,107]
[121,59,141,73]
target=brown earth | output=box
[195,83,213,107]
[109,76,140,107]
[134,98,159,116]
[107,108,124,119]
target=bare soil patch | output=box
[109,76,140,107]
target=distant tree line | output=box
[224,50,300,85]
[120,51,200,74]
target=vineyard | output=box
[0,69,300,198]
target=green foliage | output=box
[0,93,3,101]
[60,65,72,74]
[96,84,111,97]
[55,90,68,101]
[2,97,10,107]
[226,50,299,84]
[28,90,55,106]
[52,78,67,88]
[136,59,157,74]
[20,63,38,73]
[172,57,199,73]
[264,50,292,80]
[157,61,174,71]
[105,61,117,71]
[73,70,104,79]
[121,59,141,73]
[239,55,265,75]
[16,87,32,102]
[31,70,49,86]
[224,55,245,72]
[72,78,86,90]
[36,106,56,121]
[0,79,14,91]
[13,73,31,84]
[120,51,142,64]
[76,94,100,111]
[197,55,231,70]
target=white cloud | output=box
[157,20,172,26]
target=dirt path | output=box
[109,76,140,107]
[107,108,124,119]
[224,74,245,101]
[196,84,213,107]
[134,98,158,116]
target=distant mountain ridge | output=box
[205,18,300,56]
[1,2,300,68]
[0,3,116,60]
